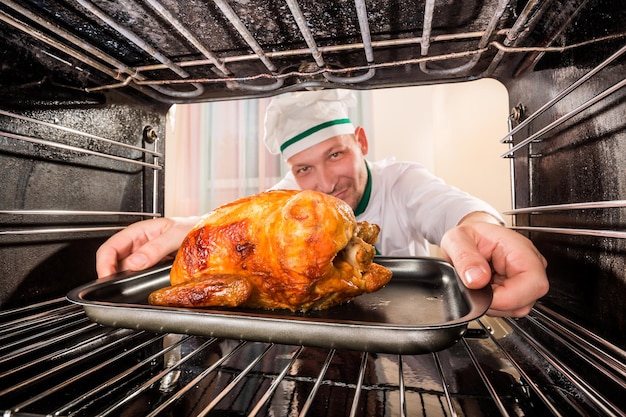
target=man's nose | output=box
[316,171,336,194]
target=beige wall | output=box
[367,79,512,252]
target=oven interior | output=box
[1,0,625,416]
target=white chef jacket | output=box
[271,157,503,256]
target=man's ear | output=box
[354,126,369,155]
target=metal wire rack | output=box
[1,298,624,416]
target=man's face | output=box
[286,132,368,211]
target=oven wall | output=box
[0,95,168,308]
[504,60,626,347]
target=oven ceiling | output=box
[0,0,622,105]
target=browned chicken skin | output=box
[148,190,392,311]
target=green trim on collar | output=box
[353,162,371,216]
[280,118,352,153]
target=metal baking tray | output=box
[67,257,492,354]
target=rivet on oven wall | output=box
[503,103,526,153]
[509,103,525,125]
[143,126,159,144]
[507,103,542,157]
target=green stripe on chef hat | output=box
[280,118,352,153]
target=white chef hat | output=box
[263,89,357,160]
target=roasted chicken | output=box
[148,189,392,311]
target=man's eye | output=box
[297,167,310,174]
[330,152,341,159]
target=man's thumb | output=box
[126,253,150,270]
[459,264,490,288]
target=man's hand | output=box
[95,216,200,279]
[440,212,549,317]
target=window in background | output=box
[165,98,283,216]
[165,91,371,217]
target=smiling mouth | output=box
[332,190,349,201]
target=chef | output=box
[96,89,548,317]
[265,89,505,257]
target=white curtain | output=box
[164,91,371,217]
[165,98,284,216]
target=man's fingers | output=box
[440,221,549,318]
[120,237,180,272]
[95,241,131,278]
[95,247,120,278]
[440,227,493,289]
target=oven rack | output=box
[0,107,162,237]
[507,226,626,240]
[503,200,626,240]
[0,109,162,169]
[0,298,623,416]
[499,43,626,156]
[498,40,626,243]
[2,0,623,103]
[501,75,625,158]
[0,0,504,100]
